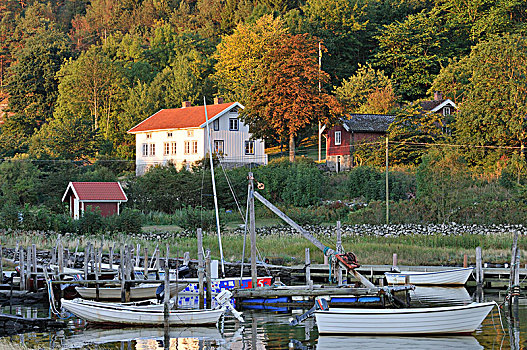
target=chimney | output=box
[182,101,191,108]
[214,97,224,105]
[433,91,443,101]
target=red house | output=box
[325,113,395,172]
[62,182,128,219]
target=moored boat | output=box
[62,298,225,326]
[385,267,473,285]
[315,301,495,335]
[75,282,187,301]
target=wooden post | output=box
[205,249,212,309]
[31,244,37,274]
[197,228,205,310]
[155,249,160,280]
[0,243,3,283]
[509,232,520,305]
[19,248,25,291]
[98,246,103,274]
[125,246,131,302]
[58,240,64,275]
[164,245,170,329]
[120,246,125,303]
[136,244,141,268]
[175,249,179,309]
[463,254,468,268]
[95,245,100,301]
[305,248,312,289]
[336,221,343,285]
[84,244,89,280]
[27,246,32,292]
[143,247,148,280]
[476,246,483,285]
[109,245,114,270]
[392,253,398,269]
[249,172,257,288]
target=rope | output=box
[218,159,246,222]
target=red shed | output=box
[326,114,395,172]
[62,182,128,219]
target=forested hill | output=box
[0,0,526,167]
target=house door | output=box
[336,156,341,173]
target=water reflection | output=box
[316,335,483,349]
[410,286,472,306]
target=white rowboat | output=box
[70,298,172,311]
[385,267,473,285]
[315,302,494,335]
[62,298,224,326]
[75,283,187,300]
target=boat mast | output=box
[204,97,225,277]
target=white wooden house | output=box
[127,98,267,175]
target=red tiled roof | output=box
[66,182,127,201]
[127,103,237,133]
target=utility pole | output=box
[385,136,389,225]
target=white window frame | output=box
[192,140,198,154]
[213,119,219,131]
[167,132,173,138]
[171,142,177,154]
[149,143,156,156]
[245,140,255,155]
[214,140,224,154]
[187,130,194,137]
[164,142,170,155]
[443,106,451,116]
[184,141,191,154]
[335,131,342,145]
[229,118,239,131]
[142,143,148,157]
[146,133,152,139]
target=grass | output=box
[0,230,522,267]
[266,135,326,162]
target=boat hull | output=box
[76,283,187,300]
[385,267,473,285]
[62,299,224,326]
[315,302,494,335]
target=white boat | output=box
[315,302,494,335]
[411,286,472,305]
[75,282,187,300]
[70,298,172,311]
[62,298,225,326]
[316,335,483,349]
[385,267,473,285]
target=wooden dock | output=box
[289,263,527,290]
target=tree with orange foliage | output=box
[243,33,342,162]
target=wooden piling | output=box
[305,248,312,289]
[32,244,37,274]
[476,246,483,285]
[19,248,25,291]
[125,246,132,302]
[120,246,125,303]
[0,243,3,282]
[136,244,141,268]
[392,253,398,269]
[336,221,343,285]
[164,245,170,329]
[509,232,520,305]
[26,247,31,291]
[197,228,204,309]
[58,240,64,275]
[143,247,148,280]
[463,254,468,268]
[83,244,89,280]
[109,245,114,270]
[249,172,257,288]
[205,249,212,309]
[94,245,100,301]
[155,249,160,280]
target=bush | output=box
[77,206,105,234]
[173,206,224,231]
[117,208,143,234]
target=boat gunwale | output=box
[62,300,223,315]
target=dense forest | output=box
[1,0,527,232]
[1,0,527,164]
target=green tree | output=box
[335,64,398,114]
[212,15,287,103]
[3,29,71,154]
[374,9,448,101]
[0,158,41,206]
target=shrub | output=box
[117,208,143,234]
[77,206,105,234]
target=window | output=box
[164,142,170,155]
[214,140,224,154]
[245,141,255,155]
[229,118,239,131]
[443,106,451,116]
[185,141,198,154]
[187,130,194,137]
[146,133,152,139]
[167,132,173,138]
[142,144,148,157]
[335,131,342,145]
[149,143,156,156]
[171,142,177,154]
[213,119,219,131]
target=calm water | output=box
[1,288,525,349]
